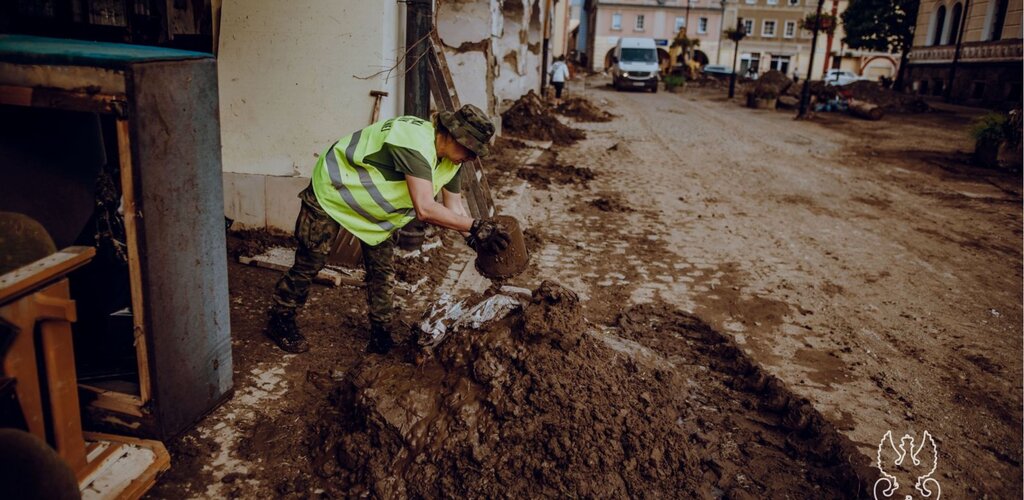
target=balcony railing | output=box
[909,39,1023,64]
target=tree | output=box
[840,0,920,90]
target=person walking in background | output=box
[549,55,570,103]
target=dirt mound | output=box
[309,284,872,498]
[516,149,595,188]
[555,96,613,122]
[840,81,929,113]
[751,70,793,98]
[502,90,586,145]
[588,195,633,212]
[226,228,295,259]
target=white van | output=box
[610,37,659,92]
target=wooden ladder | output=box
[426,31,496,219]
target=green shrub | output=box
[970,113,1008,144]
[664,75,685,88]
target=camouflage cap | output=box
[438,104,495,158]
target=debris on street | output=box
[501,90,587,144]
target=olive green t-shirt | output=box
[362,143,462,194]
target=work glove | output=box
[466,218,511,253]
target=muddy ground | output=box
[147,79,1022,498]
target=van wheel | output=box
[650,84,658,93]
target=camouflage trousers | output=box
[270,184,396,327]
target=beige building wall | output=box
[915,0,1023,47]
[218,0,405,229]
[591,0,725,70]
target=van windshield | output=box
[621,48,657,63]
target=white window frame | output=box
[784,20,796,38]
[762,19,777,37]
[635,14,645,31]
[742,19,754,35]
[698,17,708,34]
[611,13,622,31]
[675,16,686,33]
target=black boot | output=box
[265,312,309,353]
[366,323,394,355]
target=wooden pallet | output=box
[426,31,496,219]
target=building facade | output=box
[905,0,1023,106]
[718,0,831,78]
[584,0,726,71]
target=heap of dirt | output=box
[502,90,586,145]
[309,283,873,498]
[839,81,929,113]
[588,195,633,213]
[555,96,614,122]
[226,228,295,260]
[516,149,595,189]
[750,70,793,98]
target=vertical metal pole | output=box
[797,0,825,118]
[729,39,739,98]
[404,0,433,119]
[400,0,433,249]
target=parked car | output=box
[824,69,865,86]
[702,64,732,77]
[610,37,659,93]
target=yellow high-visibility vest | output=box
[311,116,461,246]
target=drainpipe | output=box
[399,0,433,250]
[404,0,432,119]
[716,0,726,65]
[945,0,971,103]
[542,0,554,95]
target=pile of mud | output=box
[750,70,793,98]
[226,228,295,259]
[309,283,873,498]
[517,149,595,189]
[839,81,929,113]
[555,96,614,122]
[502,90,586,145]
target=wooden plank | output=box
[81,432,170,500]
[426,33,495,218]
[0,246,95,304]
[79,384,145,418]
[0,300,45,439]
[0,85,127,115]
[36,280,88,475]
[117,119,152,404]
[238,253,362,287]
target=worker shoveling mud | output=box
[308,282,871,498]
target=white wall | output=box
[217,0,404,228]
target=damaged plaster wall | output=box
[437,0,547,123]
[218,0,404,229]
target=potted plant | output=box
[970,113,1008,168]
[664,74,686,93]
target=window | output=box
[784,20,796,38]
[767,0,778,4]
[745,0,756,4]
[611,13,622,30]
[675,17,686,33]
[742,19,754,34]
[698,17,708,34]
[635,14,645,31]
[788,0,799,5]
[739,53,761,75]
[947,3,963,45]
[762,20,776,37]
[769,54,791,74]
